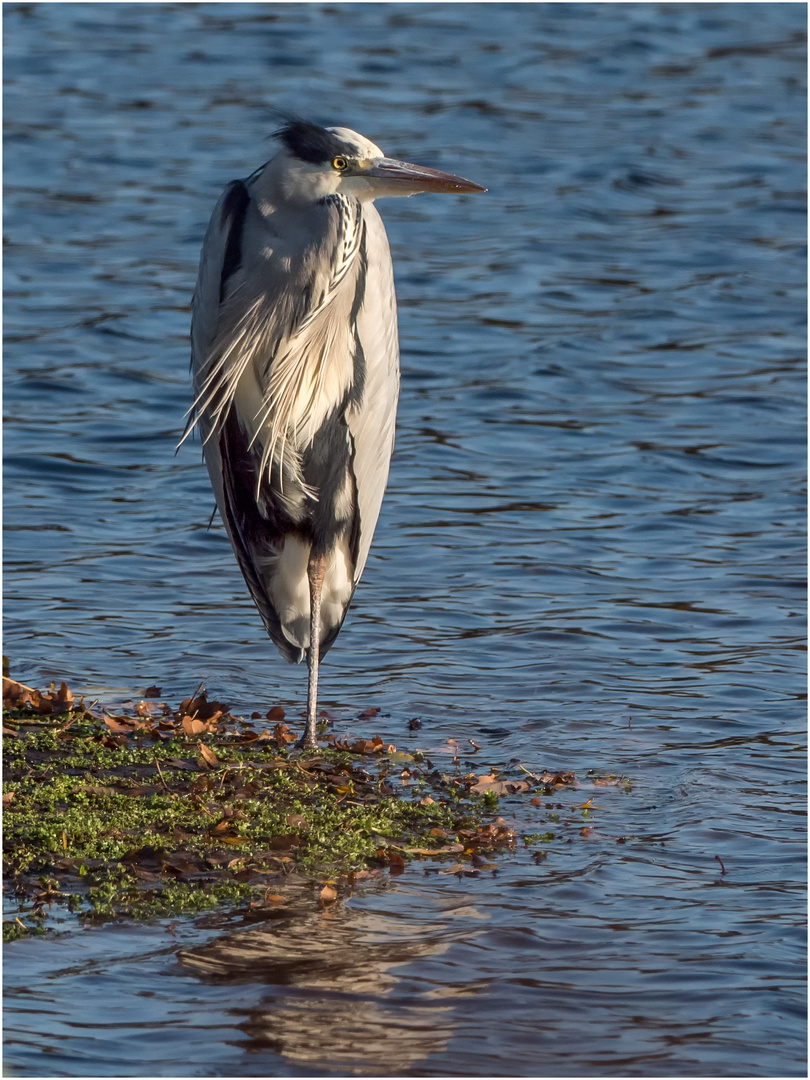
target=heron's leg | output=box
[301,550,327,750]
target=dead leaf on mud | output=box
[103,715,134,734]
[182,716,207,737]
[268,834,299,851]
[197,743,219,770]
[177,692,228,723]
[51,682,74,712]
[4,677,74,715]
[272,722,296,745]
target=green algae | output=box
[3,678,596,941]
[2,694,517,939]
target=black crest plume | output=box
[274,118,355,165]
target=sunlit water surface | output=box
[4,3,805,1076]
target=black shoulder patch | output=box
[275,119,354,165]
[219,181,250,304]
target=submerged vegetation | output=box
[3,675,623,941]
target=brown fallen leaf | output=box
[183,716,206,737]
[177,692,229,722]
[266,705,285,722]
[197,743,219,770]
[3,677,36,705]
[470,775,531,796]
[285,814,308,829]
[540,770,577,787]
[458,821,516,848]
[211,819,239,836]
[273,722,296,745]
[268,834,299,850]
[162,855,202,877]
[438,863,465,875]
[51,682,74,712]
[163,757,198,771]
[103,714,133,734]
[3,792,15,808]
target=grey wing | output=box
[346,203,401,587]
[189,180,250,451]
[188,180,303,660]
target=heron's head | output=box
[272,120,486,204]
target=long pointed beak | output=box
[366,157,486,194]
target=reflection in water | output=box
[179,891,474,1072]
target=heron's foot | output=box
[295,727,319,752]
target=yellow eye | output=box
[332,156,348,171]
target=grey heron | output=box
[185,119,485,748]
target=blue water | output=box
[4,3,806,1075]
